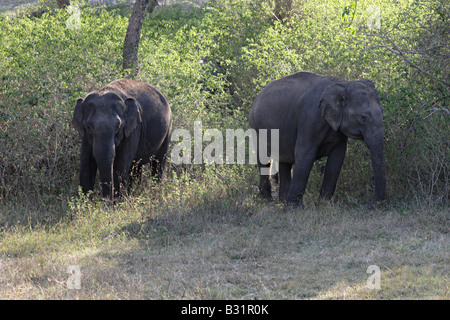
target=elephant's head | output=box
[319,80,386,204]
[72,92,142,198]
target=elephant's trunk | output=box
[93,139,115,199]
[365,129,386,205]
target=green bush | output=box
[0,6,127,211]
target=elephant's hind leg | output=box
[257,162,273,201]
[278,162,293,202]
[254,131,273,201]
[152,132,170,182]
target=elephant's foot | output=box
[315,195,334,207]
[259,192,274,202]
[102,198,115,210]
[278,193,288,203]
[365,199,386,210]
[284,199,304,210]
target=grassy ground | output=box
[0,186,448,299]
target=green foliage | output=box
[0,5,128,220]
[0,0,448,227]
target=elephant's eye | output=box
[359,114,368,123]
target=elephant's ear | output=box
[72,98,85,137]
[124,98,143,137]
[319,83,347,131]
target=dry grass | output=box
[0,193,448,299]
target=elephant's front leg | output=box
[320,140,347,200]
[113,140,139,199]
[113,155,134,199]
[113,164,132,199]
[286,146,317,208]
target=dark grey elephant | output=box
[72,79,172,199]
[249,71,386,208]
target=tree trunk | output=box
[123,0,159,77]
[56,0,70,9]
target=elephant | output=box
[249,71,386,208]
[72,79,172,200]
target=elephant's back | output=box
[105,79,169,111]
[251,72,317,129]
[250,72,336,128]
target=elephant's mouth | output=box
[345,132,364,140]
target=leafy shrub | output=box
[0,6,127,213]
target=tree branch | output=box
[365,32,449,87]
